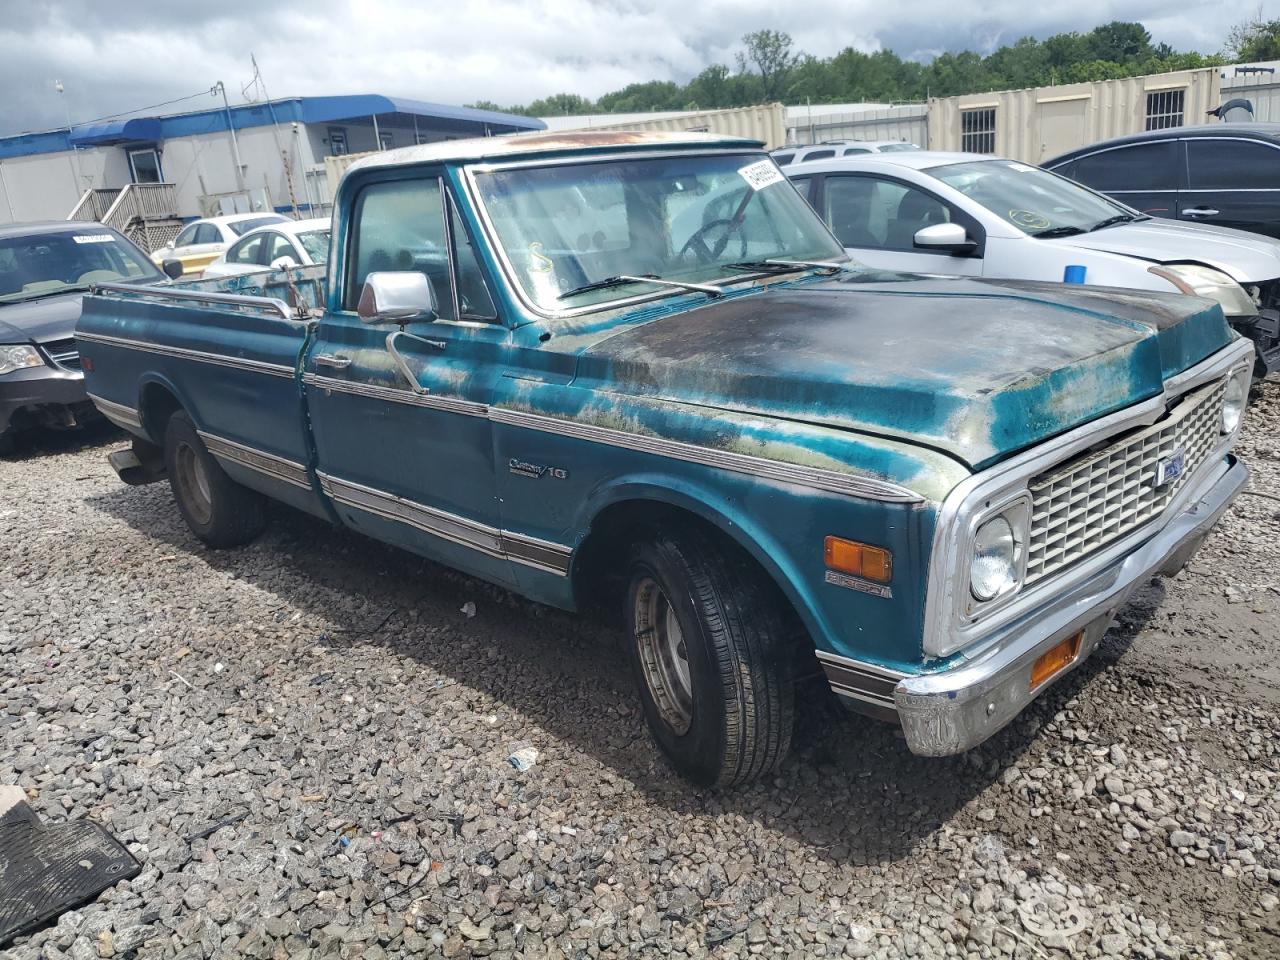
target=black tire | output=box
[163,410,267,548]
[624,528,795,787]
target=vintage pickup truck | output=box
[78,131,1253,787]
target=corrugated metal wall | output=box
[928,68,1221,162]
[1221,69,1280,121]
[787,105,929,147]
[580,103,787,149]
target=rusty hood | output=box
[572,275,1235,469]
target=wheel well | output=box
[138,383,183,443]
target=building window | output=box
[960,108,996,154]
[378,131,394,151]
[327,127,348,156]
[127,148,163,184]
[1145,90,1185,130]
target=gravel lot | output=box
[3,383,1279,960]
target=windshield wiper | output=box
[1089,214,1141,231]
[723,259,848,274]
[1031,225,1088,239]
[557,274,723,301]
[0,284,91,305]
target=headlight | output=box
[1222,366,1250,434]
[0,344,43,376]
[969,502,1029,603]
[1148,264,1256,317]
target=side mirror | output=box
[357,271,437,324]
[271,256,297,270]
[166,240,176,249]
[913,222,976,255]
[161,258,184,280]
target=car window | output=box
[1187,139,1280,190]
[879,144,920,153]
[297,230,330,263]
[772,152,795,166]
[788,175,814,201]
[801,149,836,162]
[449,202,497,320]
[194,223,221,244]
[345,176,456,319]
[823,175,951,251]
[932,159,1125,236]
[229,216,288,237]
[1069,142,1178,191]
[843,147,871,155]
[225,235,264,265]
[265,233,298,264]
[0,230,159,302]
[174,224,199,247]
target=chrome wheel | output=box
[634,577,693,735]
[175,442,212,526]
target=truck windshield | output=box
[929,159,1134,237]
[471,152,846,312]
[0,230,160,304]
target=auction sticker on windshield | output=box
[72,235,115,244]
[738,160,785,191]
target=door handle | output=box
[314,353,352,370]
[1182,207,1219,218]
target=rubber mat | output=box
[0,786,140,947]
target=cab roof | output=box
[343,130,763,175]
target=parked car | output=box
[1043,123,1280,241]
[787,150,1280,375]
[0,222,180,453]
[80,132,1251,786]
[772,140,920,166]
[152,213,292,277]
[202,218,332,278]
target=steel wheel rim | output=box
[634,577,693,734]
[176,442,212,525]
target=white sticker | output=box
[738,159,785,191]
[1006,162,1037,173]
[72,234,115,244]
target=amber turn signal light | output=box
[824,537,893,583]
[1030,631,1083,690]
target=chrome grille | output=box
[41,338,80,370]
[1025,379,1226,585]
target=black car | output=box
[0,222,181,452]
[1044,122,1280,240]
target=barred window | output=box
[960,108,996,154]
[1145,90,1185,130]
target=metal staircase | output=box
[67,183,184,253]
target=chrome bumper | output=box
[826,454,1248,756]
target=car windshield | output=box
[230,216,288,236]
[929,159,1130,236]
[0,230,159,304]
[471,152,846,312]
[878,144,920,152]
[297,230,330,262]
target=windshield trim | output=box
[460,148,840,322]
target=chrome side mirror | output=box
[913,222,976,255]
[357,271,437,323]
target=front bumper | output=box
[890,454,1246,755]
[0,363,90,435]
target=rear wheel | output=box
[624,529,795,787]
[164,411,266,548]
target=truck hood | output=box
[575,275,1234,469]
[1049,218,1280,283]
[0,291,84,344]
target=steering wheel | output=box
[681,218,749,263]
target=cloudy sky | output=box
[0,0,1265,136]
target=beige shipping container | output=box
[578,103,787,150]
[928,68,1221,163]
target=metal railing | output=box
[100,183,178,231]
[67,188,122,222]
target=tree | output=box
[1226,14,1280,61]
[525,93,596,116]
[1086,21,1153,63]
[736,29,798,101]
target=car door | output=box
[815,173,984,276]
[263,231,302,268]
[1063,141,1181,219]
[212,233,269,276]
[1182,137,1280,239]
[305,168,515,584]
[176,222,225,275]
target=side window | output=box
[1071,142,1178,191]
[772,152,795,166]
[265,232,298,264]
[1187,140,1280,190]
[801,149,835,162]
[194,223,221,244]
[823,176,952,251]
[345,176,456,320]
[788,175,814,203]
[174,224,199,247]
[449,202,498,321]
[226,236,264,265]
[843,147,871,155]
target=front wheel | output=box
[163,411,267,548]
[624,529,795,787]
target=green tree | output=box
[525,93,596,116]
[1226,15,1280,60]
[1085,21,1153,62]
[736,29,798,100]
[597,81,684,113]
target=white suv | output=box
[771,140,920,166]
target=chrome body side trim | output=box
[302,372,489,417]
[488,407,926,503]
[316,471,572,576]
[198,432,312,490]
[816,651,906,713]
[76,332,297,379]
[91,282,298,321]
[87,393,142,430]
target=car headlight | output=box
[1149,264,1256,318]
[969,499,1031,606]
[1222,366,1250,434]
[0,344,43,376]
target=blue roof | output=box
[0,94,544,159]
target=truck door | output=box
[304,169,514,584]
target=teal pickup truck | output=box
[79,131,1253,787]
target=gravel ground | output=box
[2,383,1279,960]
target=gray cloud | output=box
[0,0,1256,136]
